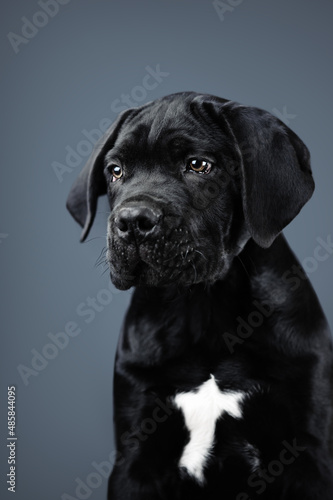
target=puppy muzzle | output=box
[107,200,203,289]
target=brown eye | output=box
[187,159,212,174]
[108,164,123,182]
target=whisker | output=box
[96,258,109,268]
[100,266,110,277]
[236,255,251,279]
[83,236,107,244]
[95,247,108,268]
[190,260,197,283]
[194,249,207,261]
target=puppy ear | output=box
[66,108,134,242]
[222,102,314,248]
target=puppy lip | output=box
[109,229,205,286]
[109,271,133,291]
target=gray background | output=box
[1,1,332,499]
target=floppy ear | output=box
[66,108,134,242]
[221,102,314,248]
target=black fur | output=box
[67,92,333,499]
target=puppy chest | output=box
[174,375,246,484]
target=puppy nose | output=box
[115,205,162,239]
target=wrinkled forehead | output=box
[109,98,222,162]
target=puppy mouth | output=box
[107,231,202,289]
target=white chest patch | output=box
[174,375,245,484]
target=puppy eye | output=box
[108,164,123,182]
[187,159,212,174]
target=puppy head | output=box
[67,92,314,290]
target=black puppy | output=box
[67,92,333,499]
